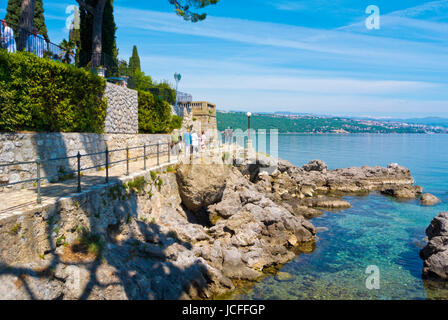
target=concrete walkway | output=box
[0,154,177,216]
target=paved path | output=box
[0,154,177,216]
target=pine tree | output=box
[128,45,141,74]
[5,0,49,42]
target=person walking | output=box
[1,19,16,53]
[201,130,207,151]
[26,27,47,58]
[191,130,199,156]
[229,127,234,144]
[171,129,179,155]
[183,128,192,157]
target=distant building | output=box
[174,91,193,116]
[178,101,218,140]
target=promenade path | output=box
[0,153,177,217]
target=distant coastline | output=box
[217,111,448,134]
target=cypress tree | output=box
[5,0,49,42]
[127,45,141,89]
[128,45,141,74]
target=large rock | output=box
[421,193,441,206]
[303,160,328,173]
[420,212,448,280]
[175,164,232,212]
[380,185,423,200]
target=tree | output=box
[34,0,49,42]
[18,0,35,50]
[127,45,141,88]
[77,0,117,71]
[5,0,49,42]
[128,45,141,74]
[169,0,219,22]
[76,0,108,68]
[77,0,219,68]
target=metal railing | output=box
[0,142,174,205]
[0,22,75,64]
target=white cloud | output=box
[114,5,448,115]
[267,1,306,12]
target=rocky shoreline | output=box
[0,153,441,299]
[421,212,448,281]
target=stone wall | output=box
[0,133,170,190]
[104,83,138,134]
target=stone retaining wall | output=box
[104,83,138,134]
[0,133,170,191]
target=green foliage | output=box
[138,90,174,134]
[56,235,66,246]
[10,223,22,235]
[217,112,430,134]
[127,176,148,194]
[0,51,107,133]
[76,227,104,257]
[169,0,219,22]
[6,0,49,42]
[59,39,76,64]
[128,45,141,76]
[169,115,183,131]
[78,0,118,68]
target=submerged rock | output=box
[275,272,294,282]
[421,193,441,206]
[420,212,448,280]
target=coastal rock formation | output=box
[175,162,231,212]
[0,154,428,300]
[380,185,423,200]
[421,193,441,206]
[420,212,448,280]
[239,158,422,220]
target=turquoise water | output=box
[236,134,448,300]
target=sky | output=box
[1,0,448,118]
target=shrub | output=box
[75,227,104,257]
[138,90,181,134]
[0,51,107,133]
[169,115,183,131]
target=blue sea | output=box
[234,134,448,300]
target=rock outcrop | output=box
[238,158,422,220]
[420,212,448,280]
[421,193,441,206]
[0,153,428,300]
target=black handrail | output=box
[0,21,75,64]
[0,142,175,204]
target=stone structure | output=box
[0,133,169,191]
[178,101,219,144]
[104,83,138,134]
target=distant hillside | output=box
[216,111,448,134]
[393,117,448,128]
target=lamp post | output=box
[246,112,252,160]
[174,73,182,112]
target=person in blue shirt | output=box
[26,27,47,58]
[1,19,16,53]
[183,128,192,156]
